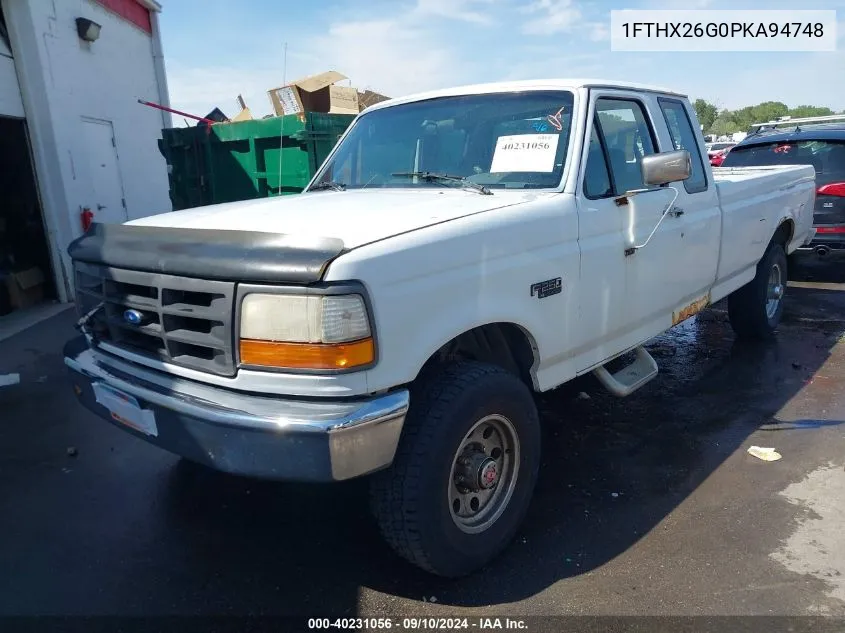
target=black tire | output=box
[369,361,541,577]
[728,242,787,340]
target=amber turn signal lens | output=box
[239,337,375,370]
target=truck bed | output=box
[712,163,816,253]
[712,164,816,203]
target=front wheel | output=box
[728,242,787,340]
[369,361,541,577]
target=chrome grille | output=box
[74,262,236,376]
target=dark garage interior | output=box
[0,115,55,317]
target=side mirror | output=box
[641,150,691,186]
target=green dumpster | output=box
[158,112,355,211]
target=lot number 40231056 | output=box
[308,618,395,629]
[502,141,551,150]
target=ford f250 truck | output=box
[64,79,816,577]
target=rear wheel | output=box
[728,242,787,340]
[369,361,540,577]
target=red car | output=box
[708,142,736,167]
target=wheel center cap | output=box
[478,458,499,489]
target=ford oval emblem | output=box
[123,309,144,325]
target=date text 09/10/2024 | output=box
[307,617,528,630]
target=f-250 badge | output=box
[530,277,562,299]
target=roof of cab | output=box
[364,79,687,113]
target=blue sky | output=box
[158,0,844,122]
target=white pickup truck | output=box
[65,79,815,577]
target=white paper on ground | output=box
[0,373,20,387]
[747,446,782,462]
[490,134,560,173]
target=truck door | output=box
[653,97,721,310]
[575,90,681,369]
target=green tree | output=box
[693,98,718,132]
[698,99,841,135]
[711,110,739,137]
[788,105,834,118]
[734,101,788,130]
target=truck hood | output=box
[68,189,546,284]
[128,188,542,249]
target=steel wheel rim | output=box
[448,414,520,534]
[766,263,784,319]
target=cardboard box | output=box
[268,71,360,116]
[357,89,391,111]
[230,106,254,122]
[5,267,45,310]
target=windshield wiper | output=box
[309,181,347,192]
[391,171,492,195]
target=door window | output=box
[659,98,708,193]
[594,98,657,194]
[583,121,612,199]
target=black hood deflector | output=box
[68,223,346,284]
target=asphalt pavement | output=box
[1,257,844,627]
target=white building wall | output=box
[2,0,171,301]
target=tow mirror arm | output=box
[615,149,691,256]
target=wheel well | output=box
[773,220,794,247]
[418,323,538,389]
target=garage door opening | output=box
[0,116,56,317]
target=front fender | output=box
[326,195,581,394]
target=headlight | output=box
[239,294,374,370]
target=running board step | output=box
[592,346,659,397]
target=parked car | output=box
[721,118,845,258]
[708,142,736,167]
[64,79,816,578]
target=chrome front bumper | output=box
[64,337,409,482]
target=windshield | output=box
[722,139,845,185]
[310,90,574,191]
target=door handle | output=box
[97,204,107,210]
[667,207,684,218]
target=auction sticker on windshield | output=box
[490,134,559,173]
